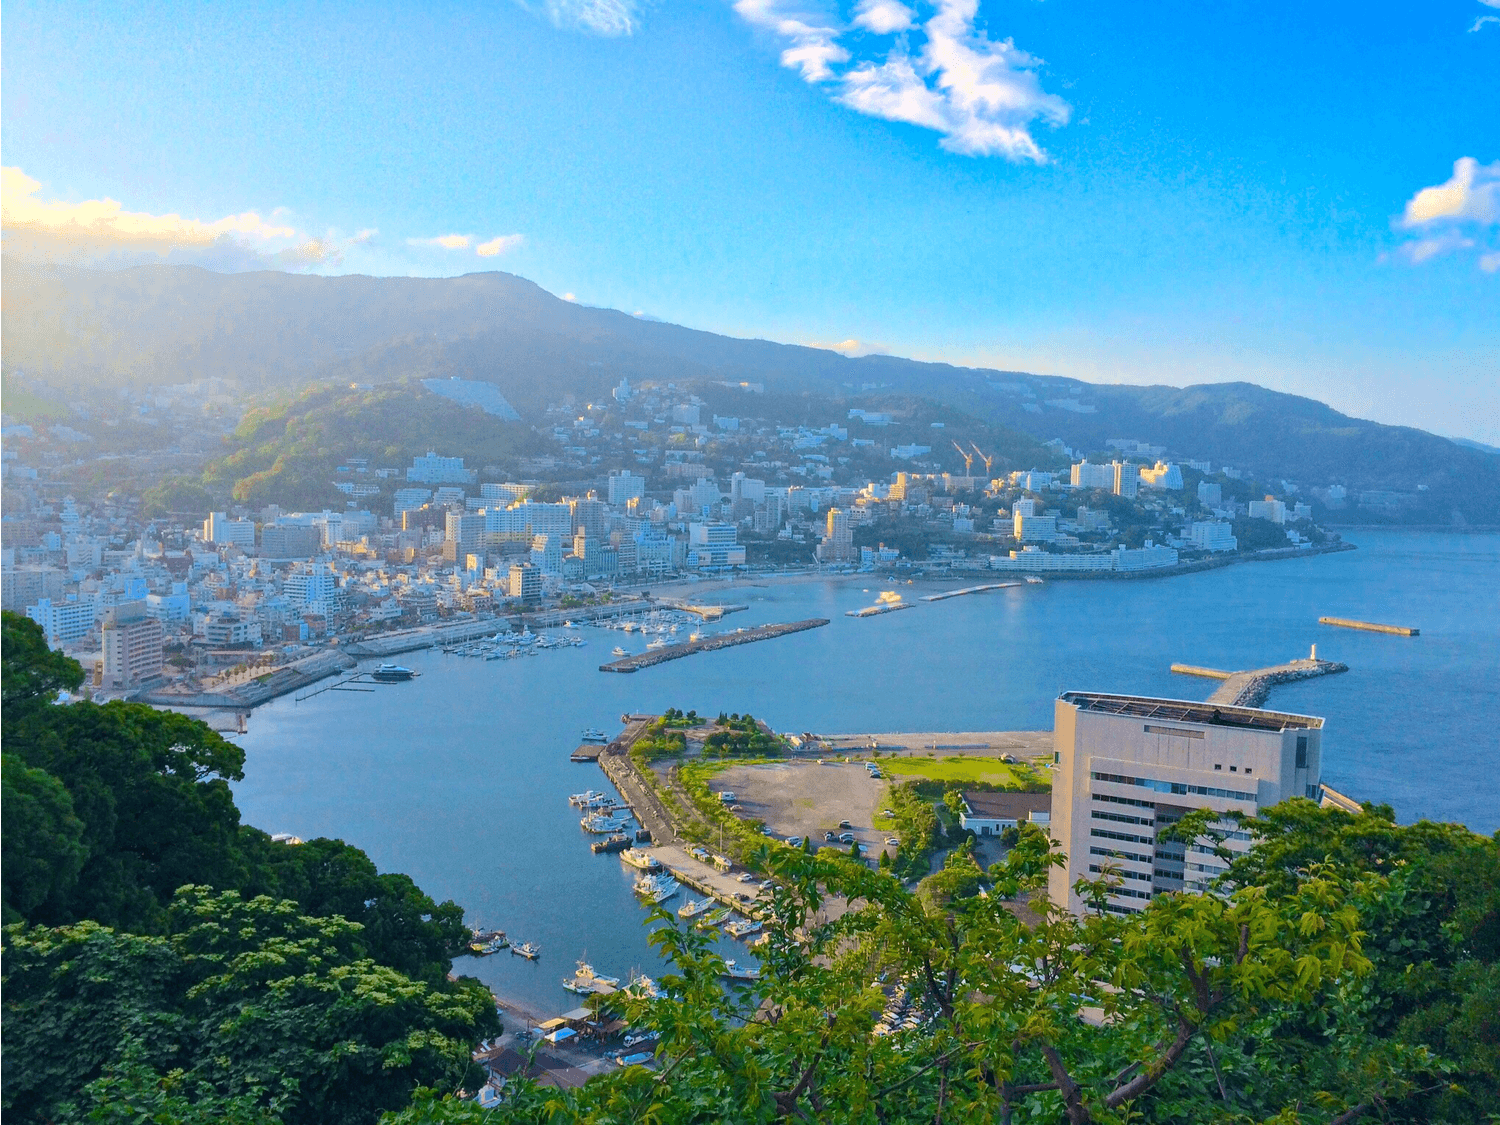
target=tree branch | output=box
[1038,1042,1092,1125]
[1103,1019,1198,1109]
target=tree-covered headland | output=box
[4,613,1497,1124]
[1,612,500,1123]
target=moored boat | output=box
[678,897,713,918]
[511,941,541,960]
[371,663,417,682]
[620,847,660,870]
[723,959,761,981]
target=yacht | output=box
[612,646,629,657]
[371,663,416,682]
[620,848,660,871]
[510,941,541,960]
[646,638,666,650]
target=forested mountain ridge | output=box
[5,260,1497,522]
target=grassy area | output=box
[877,756,1045,788]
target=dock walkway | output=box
[599,618,829,673]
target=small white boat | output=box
[633,874,680,904]
[563,961,620,994]
[725,918,763,938]
[612,646,629,657]
[678,897,713,918]
[511,941,540,960]
[723,959,761,981]
[581,728,609,743]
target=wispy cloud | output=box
[733,0,1068,161]
[0,166,368,270]
[476,234,525,257]
[1394,157,1500,271]
[518,0,644,36]
[1471,0,1500,31]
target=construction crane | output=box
[951,441,974,476]
[970,444,995,477]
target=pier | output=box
[1319,616,1419,637]
[1169,650,1349,709]
[656,599,749,621]
[919,581,1025,602]
[598,618,829,673]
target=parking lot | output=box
[708,759,897,860]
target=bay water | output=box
[233,530,1499,1014]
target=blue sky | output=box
[3,0,1497,442]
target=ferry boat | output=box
[678,897,713,918]
[620,848,660,870]
[371,663,417,682]
[511,941,541,960]
[724,918,763,939]
[722,959,761,982]
[563,962,621,994]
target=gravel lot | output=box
[709,760,896,859]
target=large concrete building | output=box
[1047,691,1324,915]
[101,602,165,688]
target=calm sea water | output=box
[233,530,1499,1013]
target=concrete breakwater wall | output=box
[1206,658,1349,708]
[599,619,830,673]
[141,649,354,710]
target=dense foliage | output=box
[1,613,497,1123]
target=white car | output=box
[885,837,900,847]
[736,872,756,883]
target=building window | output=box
[1229,766,1237,772]
[1214,764,1222,770]
[1091,771,1256,803]
[1296,735,1308,769]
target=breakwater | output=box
[141,649,354,710]
[1204,658,1349,708]
[919,582,1025,602]
[1319,616,1419,637]
[598,618,830,673]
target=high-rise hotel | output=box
[1048,692,1325,915]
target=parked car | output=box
[838,820,853,829]
[824,831,837,842]
[839,832,856,844]
[737,872,756,883]
[882,809,895,818]
[885,837,900,847]
[786,837,802,847]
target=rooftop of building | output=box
[960,790,1052,820]
[1059,691,1323,732]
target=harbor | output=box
[598,618,830,672]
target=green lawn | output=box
[876,756,1045,787]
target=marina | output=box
[598,618,830,672]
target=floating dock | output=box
[919,581,1025,602]
[1319,617,1419,637]
[599,619,829,673]
[570,744,604,762]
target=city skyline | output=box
[3,0,1497,443]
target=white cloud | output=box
[408,233,473,250]
[516,0,644,35]
[1472,15,1500,31]
[476,234,525,257]
[852,0,914,34]
[1393,157,1500,272]
[1401,157,1500,227]
[0,166,366,270]
[732,0,1068,161]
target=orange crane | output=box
[970,444,995,477]
[951,441,974,476]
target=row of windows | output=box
[1187,861,1226,875]
[1092,826,1154,846]
[1103,903,1143,915]
[1092,771,1256,803]
[1092,809,1154,827]
[1091,845,1153,864]
[1154,868,1185,882]
[1088,863,1152,883]
[1092,792,1156,811]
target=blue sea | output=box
[233,530,1499,1014]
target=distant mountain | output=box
[5,261,1497,524]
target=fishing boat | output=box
[696,906,733,929]
[722,960,761,981]
[511,941,541,960]
[563,962,621,994]
[581,813,629,834]
[581,727,609,743]
[620,848,660,870]
[467,928,508,955]
[591,834,631,854]
[371,663,417,682]
[633,873,680,904]
[569,789,608,807]
[677,897,713,919]
[622,974,661,1000]
[724,918,763,938]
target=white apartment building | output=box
[1071,460,1116,490]
[1112,461,1139,499]
[1139,461,1184,490]
[1197,481,1223,507]
[1048,692,1324,916]
[1188,521,1238,552]
[102,604,165,688]
[607,470,646,506]
[1248,497,1287,524]
[407,452,476,484]
[1014,513,1059,542]
[26,596,96,644]
[203,512,256,549]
